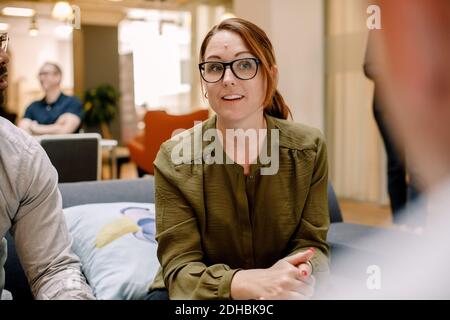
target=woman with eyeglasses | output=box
[148,18,330,300]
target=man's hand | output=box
[230,248,316,300]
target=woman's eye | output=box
[238,61,252,70]
[207,64,223,73]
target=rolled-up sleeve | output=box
[11,142,94,300]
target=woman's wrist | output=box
[230,270,243,300]
[230,270,252,300]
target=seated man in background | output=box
[1,51,94,300]
[18,62,83,135]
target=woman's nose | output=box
[222,66,236,86]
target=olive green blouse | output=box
[150,114,330,299]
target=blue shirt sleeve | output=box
[23,103,36,120]
[64,96,84,120]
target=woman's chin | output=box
[216,110,246,123]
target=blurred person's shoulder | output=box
[0,117,45,216]
[0,116,42,161]
[0,117,57,217]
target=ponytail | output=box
[264,90,292,120]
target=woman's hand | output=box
[230,249,316,300]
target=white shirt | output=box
[0,116,94,299]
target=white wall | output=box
[233,0,325,131]
[326,0,386,203]
[234,0,271,37]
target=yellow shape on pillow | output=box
[96,216,140,248]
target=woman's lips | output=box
[222,94,244,101]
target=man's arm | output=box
[11,140,94,299]
[18,118,33,134]
[29,113,81,135]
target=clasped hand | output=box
[231,248,316,300]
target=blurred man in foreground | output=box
[324,0,450,299]
[1,50,94,300]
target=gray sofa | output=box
[4,177,155,300]
[4,177,414,300]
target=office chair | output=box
[128,109,209,175]
[37,133,101,183]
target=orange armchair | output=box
[128,109,209,175]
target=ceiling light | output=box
[29,28,38,37]
[29,15,38,37]
[2,7,35,17]
[52,1,73,21]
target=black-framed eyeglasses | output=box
[38,71,58,77]
[199,57,260,83]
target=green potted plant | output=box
[83,84,119,139]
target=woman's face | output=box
[203,30,266,124]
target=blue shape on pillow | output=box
[120,207,156,243]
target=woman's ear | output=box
[271,65,279,78]
[271,65,279,84]
[201,83,208,100]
